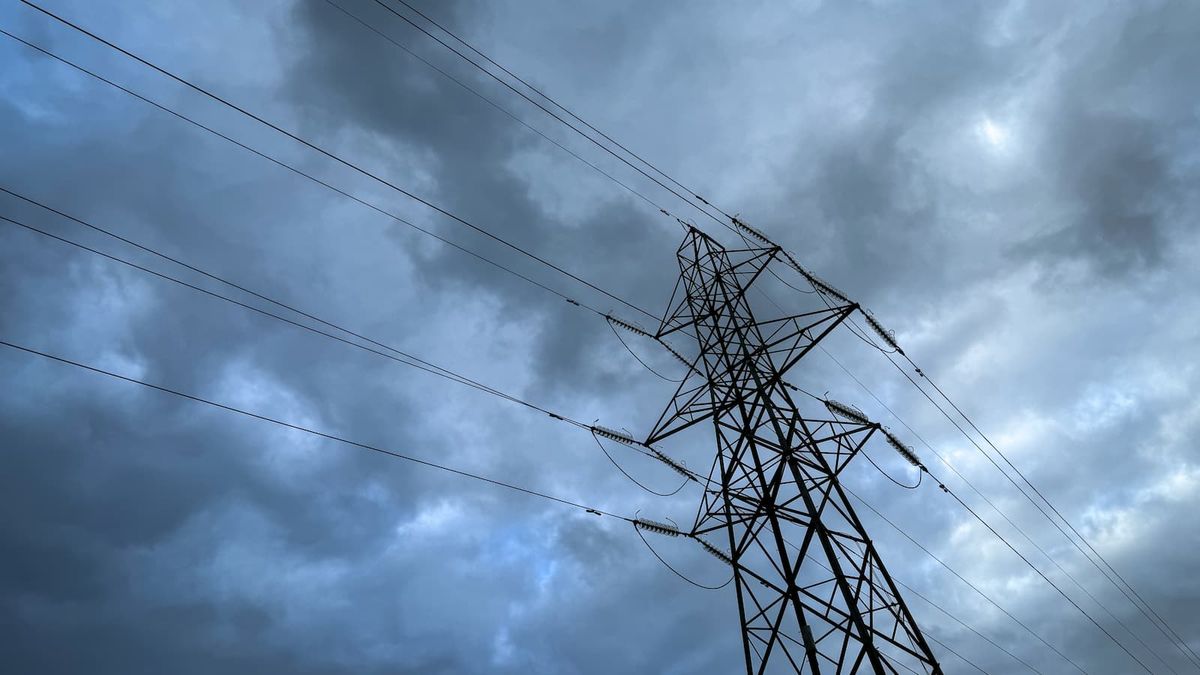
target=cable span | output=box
[845,487,1091,675]
[17,0,658,322]
[921,466,1154,674]
[0,213,584,428]
[921,632,990,675]
[5,201,707,509]
[4,199,704,505]
[892,575,1041,674]
[319,0,671,219]
[0,338,630,521]
[15,3,1187,667]
[0,31,610,320]
[903,351,1200,670]
[821,343,1190,673]
[2,210,706,508]
[368,0,740,238]
[878,349,1190,673]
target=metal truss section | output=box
[650,227,941,675]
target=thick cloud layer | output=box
[2,1,1198,673]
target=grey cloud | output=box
[3,0,1200,673]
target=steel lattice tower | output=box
[645,227,941,674]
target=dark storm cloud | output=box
[283,0,684,395]
[1017,1,1200,278]
[3,0,1199,673]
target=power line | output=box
[0,28,610,320]
[0,202,690,487]
[5,198,1072,672]
[365,0,739,238]
[0,23,707,376]
[878,348,1198,672]
[790,540,1016,674]
[922,632,989,675]
[16,0,659,323]
[0,212,583,428]
[919,464,1154,673]
[904,352,1200,669]
[406,5,1200,651]
[366,15,1189,656]
[779,260,1196,672]
[319,0,671,219]
[13,3,1191,669]
[386,0,739,227]
[0,338,631,521]
[819,343,1184,673]
[846,487,1090,675]
[894,575,1040,674]
[629,422,1063,675]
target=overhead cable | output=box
[0,338,630,521]
[16,0,659,322]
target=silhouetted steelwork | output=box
[647,227,941,674]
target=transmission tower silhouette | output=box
[643,227,941,674]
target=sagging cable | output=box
[861,444,924,490]
[634,523,733,590]
[607,319,683,383]
[592,431,687,497]
[825,398,873,427]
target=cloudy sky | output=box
[2,0,1198,672]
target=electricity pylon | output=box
[645,227,941,674]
